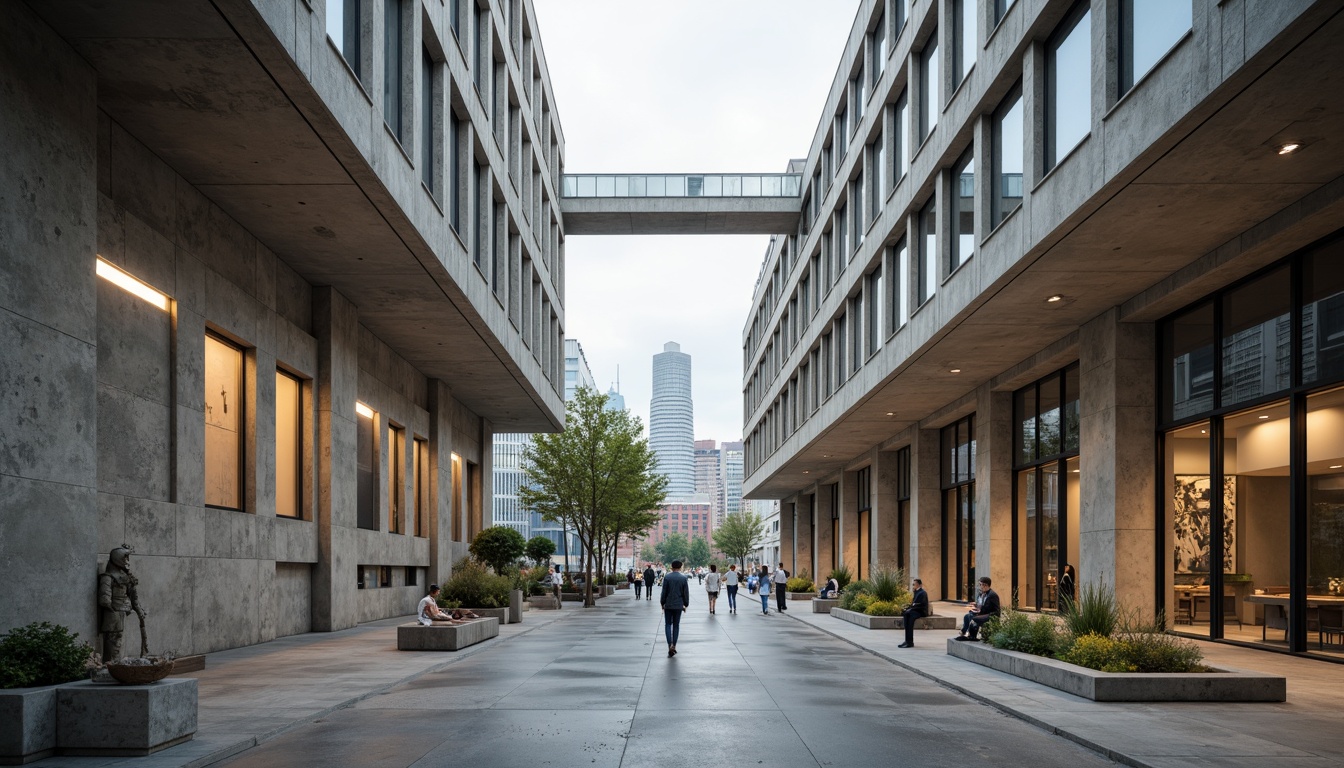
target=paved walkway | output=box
[785,599,1344,768]
[31,592,1344,767]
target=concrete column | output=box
[427,380,456,585]
[1080,307,1156,611]
[779,500,797,575]
[873,450,903,570]
[976,385,1014,593]
[815,483,836,577]
[0,0,99,638]
[312,287,360,632]
[795,492,816,580]
[911,429,944,598]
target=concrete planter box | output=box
[509,590,523,624]
[463,607,510,625]
[787,593,815,601]
[616,582,630,589]
[602,585,616,596]
[946,639,1287,702]
[55,679,198,756]
[831,608,957,630]
[811,598,839,614]
[528,596,559,610]
[561,592,585,602]
[0,684,58,765]
[397,618,500,651]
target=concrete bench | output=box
[397,618,499,651]
[812,598,840,614]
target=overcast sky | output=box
[533,0,861,444]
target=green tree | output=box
[520,387,668,606]
[654,532,690,565]
[525,535,556,565]
[715,511,764,568]
[469,526,527,574]
[688,535,711,568]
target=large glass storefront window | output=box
[942,416,976,601]
[1158,231,1344,659]
[1014,364,1080,611]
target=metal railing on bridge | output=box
[562,173,803,199]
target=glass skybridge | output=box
[562,173,803,199]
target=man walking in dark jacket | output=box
[660,560,691,657]
[643,565,656,601]
[898,578,930,648]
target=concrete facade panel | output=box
[0,474,98,642]
[96,384,171,501]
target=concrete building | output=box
[651,342,695,497]
[742,0,1344,661]
[721,440,745,527]
[1,0,566,655]
[694,439,727,526]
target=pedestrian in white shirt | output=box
[772,563,791,612]
[724,564,741,614]
[704,564,722,615]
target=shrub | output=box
[525,536,556,565]
[441,559,513,608]
[864,600,903,617]
[0,622,93,689]
[1061,581,1119,639]
[985,610,1062,657]
[1060,633,1134,673]
[838,579,873,611]
[870,564,909,605]
[604,573,623,585]
[787,576,815,593]
[844,593,877,613]
[829,565,853,591]
[469,526,527,574]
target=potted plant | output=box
[1,622,93,763]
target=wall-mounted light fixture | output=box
[355,401,374,418]
[96,257,169,310]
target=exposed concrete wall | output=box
[795,492,815,579]
[1080,307,1156,611]
[911,429,943,598]
[0,0,100,641]
[840,470,859,577]
[814,483,836,578]
[873,450,903,571]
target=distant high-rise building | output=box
[493,339,593,559]
[651,342,695,497]
[694,440,725,526]
[605,384,626,412]
[721,440,744,526]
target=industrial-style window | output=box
[327,0,363,81]
[275,370,302,518]
[941,415,977,601]
[885,238,908,337]
[991,83,1024,228]
[356,402,378,530]
[896,446,911,572]
[1118,0,1191,95]
[389,425,404,534]
[420,47,438,197]
[917,198,937,306]
[413,437,428,537]
[1045,1,1092,171]
[205,333,244,511]
[953,0,977,85]
[384,0,406,142]
[829,483,840,573]
[856,465,872,579]
[950,149,974,272]
[865,265,883,357]
[918,34,939,143]
[994,0,1017,26]
[891,89,909,183]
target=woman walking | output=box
[704,564,721,615]
[724,564,740,614]
[758,565,773,615]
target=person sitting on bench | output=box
[419,586,464,625]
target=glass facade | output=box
[1159,233,1344,659]
[991,84,1023,228]
[1014,364,1080,611]
[918,35,938,144]
[951,149,974,272]
[856,465,872,579]
[942,415,976,601]
[275,371,302,519]
[205,334,244,510]
[1119,0,1192,94]
[357,403,378,531]
[917,198,936,306]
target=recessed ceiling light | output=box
[886,412,894,416]
[1072,469,1080,473]
[822,454,830,458]
[1046,295,1063,303]
[1258,415,1270,420]
[950,368,961,374]
[1277,142,1301,155]
[1200,429,1207,434]
[1330,465,1342,470]
[803,470,810,474]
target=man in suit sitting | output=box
[897,578,930,648]
[955,576,1001,641]
[660,560,691,657]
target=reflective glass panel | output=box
[1221,265,1291,407]
[1303,240,1344,385]
[1120,0,1192,93]
[1046,4,1091,170]
[1306,387,1344,660]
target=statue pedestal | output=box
[0,685,58,765]
[55,679,197,756]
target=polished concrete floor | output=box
[220,593,1117,768]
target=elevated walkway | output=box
[559,173,803,235]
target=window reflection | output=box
[1046,3,1091,170]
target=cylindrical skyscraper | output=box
[650,342,695,497]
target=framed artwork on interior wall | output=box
[1173,475,1237,574]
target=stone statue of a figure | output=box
[99,545,147,661]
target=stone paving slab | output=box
[783,602,1344,768]
[30,609,573,767]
